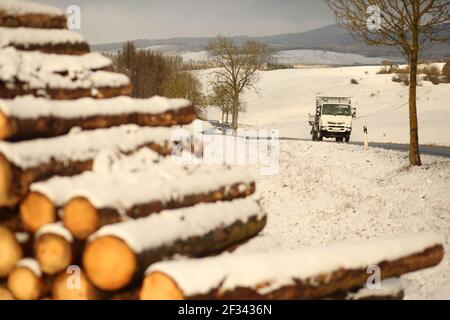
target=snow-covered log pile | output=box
[141,233,444,300]
[0,0,269,300]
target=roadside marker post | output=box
[363,126,369,150]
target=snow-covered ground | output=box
[274,50,403,66]
[200,64,450,146]
[244,139,450,299]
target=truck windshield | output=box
[322,104,351,116]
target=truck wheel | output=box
[345,135,350,143]
[336,137,343,142]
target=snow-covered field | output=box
[200,64,450,146]
[274,50,403,66]
[245,139,450,299]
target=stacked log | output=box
[83,198,266,291]
[7,258,47,300]
[0,26,89,55]
[0,48,130,99]
[34,223,78,275]
[0,226,23,277]
[0,0,67,29]
[140,233,444,300]
[0,95,195,141]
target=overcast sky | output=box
[34,0,334,44]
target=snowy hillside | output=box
[247,139,450,299]
[274,50,403,66]
[200,64,450,146]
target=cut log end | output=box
[140,272,184,300]
[63,197,100,240]
[0,286,14,300]
[83,236,137,292]
[35,234,72,275]
[7,267,43,300]
[0,226,23,277]
[0,111,13,140]
[0,153,16,207]
[52,271,98,300]
[20,192,56,233]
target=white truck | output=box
[308,96,356,142]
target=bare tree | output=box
[208,83,248,124]
[326,0,449,166]
[207,37,272,132]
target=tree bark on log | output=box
[62,182,256,240]
[0,105,196,141]
[0,82,131,100]
[140,235,443,300]
[1,42,90,56]
[83,200,266,291]
[0,226,23,278]
[0,13,67,29]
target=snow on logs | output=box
[0,95,196,141]
[0,0,67,29]
[83,198,266,291]
[7,258,46,300]
[0,27,89,55]
[25,164,255,239]
[0,124,183,208]
[0,48,130,100]
[0,225,23,277]
[141,233,444,300]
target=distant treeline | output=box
[108,42,206,118]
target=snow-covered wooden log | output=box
[0,27,89,55]
[0,95,196,141]
[0,225,23,278]
[83,198,266,291]
[7,258,47,300]
[0,0,67,29]
[0,48,130,100]
[140,233,444,300]
[34,223,76,275]
[28,164,255,239]
[0,124,182,208]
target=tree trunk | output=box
[408,34,422,166]
[232,91,239,133]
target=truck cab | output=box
[308,96,356,142]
